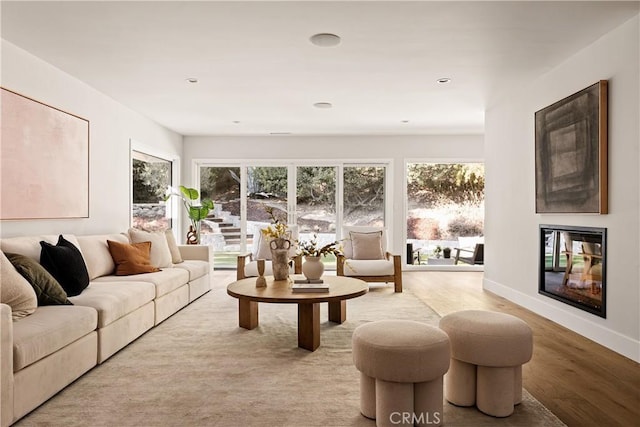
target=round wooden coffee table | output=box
[227,275,368,351]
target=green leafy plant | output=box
[165,185,214,231]
[433,245,442,258]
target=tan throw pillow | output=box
[128,228,172,268]
[107,240,160,276]
[0,251,37,320]
[164,230,183,264]
[350,231,384,260]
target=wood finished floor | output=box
[403,271,640,427]
[215,270,639,427]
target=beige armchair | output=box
[236,224,301,280]
[336,226,402,292]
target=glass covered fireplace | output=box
[539,225,606,318]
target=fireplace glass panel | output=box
[539,225,606,318]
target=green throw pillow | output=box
[4,252,73,306]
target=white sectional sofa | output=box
[0,233,212,426]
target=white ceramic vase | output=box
[302,256,324,280]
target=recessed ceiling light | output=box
[313,102,333,109]
[232,121,241,124]
[310,33,341,47]
[401,120,410,124]
[437,77,451,84]
[269,132,292,135]
[186,77,199,84]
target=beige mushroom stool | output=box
[439,310,533,417]
[352,320,450,427]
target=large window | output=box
[199,167,241,267]
[246,166,288,254]
[297,166,338,268]
[131,151,172,231]
[197,161,389,269]
[344,165,385,227]
[406,162,484,266]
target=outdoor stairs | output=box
[206,215,253,246]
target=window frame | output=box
[193,158,392,256]
[403,157,485,271]
[130,139,180,237]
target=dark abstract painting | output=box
[535,81,608,214]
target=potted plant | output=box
[443,247,452,259]
[433,245,442,259]
[261,206,293,280]
[298,233,342,280]
[165,186,214,244]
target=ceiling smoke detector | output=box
[310,33,341,47]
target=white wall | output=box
[0,40,183,238]
[484,16,640,361]
[183,134,484,254]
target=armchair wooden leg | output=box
[293,255,303,274]
[237,256,247,280]
[393,255,402,293]
[336,255,345,276]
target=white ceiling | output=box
[1,1,638,136]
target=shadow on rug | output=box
[17,282,565,426]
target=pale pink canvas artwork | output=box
[1,88,89,219]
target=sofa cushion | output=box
[107,240,161,276]
[69,281,155,328]
[12,305,97,371]
[164,230,183,264]
[128,228,173,268]
[93,268,189,298]
[342,259,394,276]
[39,235,90,297]
[76,234,129,280]
[172,260,208,281]
[0,234,82,263]
[5,253,72,306]
[0,251,37,320]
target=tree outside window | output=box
[132,151,172,231]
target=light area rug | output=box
[16,282,565,427]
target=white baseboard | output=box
[483,278,640,363]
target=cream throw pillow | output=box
[0,251,37,320]
[253,225,298,260]
[255,232,273,260]
[128,228,173,268]
[350,231,385,260]
[164,230,183,264]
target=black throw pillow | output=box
[5,252,73,306]
[39,235,90,297]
